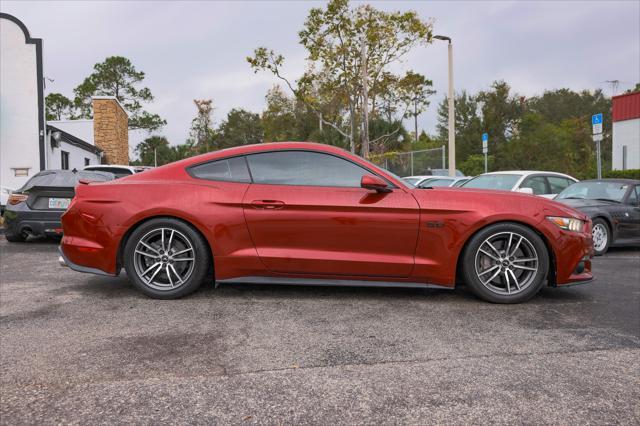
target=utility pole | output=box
[154,147,157,167]
[434,35,455,176]
[361,39,370,159]
[414,100,419,143]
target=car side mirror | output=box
[517,187,534,195]
[361,175,391,193]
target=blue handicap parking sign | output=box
[482,133,488,142]
[592,113,603,125]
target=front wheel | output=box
[461,223,550,304]
[123,218,210,299]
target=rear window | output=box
[189,157,251,183]
[19,171,114,191]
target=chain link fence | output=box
[370,146,446,177]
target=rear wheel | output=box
[461,222,549,303]
[591,218,610,256]
[124,218,210,299]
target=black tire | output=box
[5,232,26,243]
[591,218,610,256]
[461,222,550,304]
[123,218,210,299]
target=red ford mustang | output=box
[59,142,593,303]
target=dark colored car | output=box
[3,170,114,242]
[555,179,640,255]
[60,142,593,304]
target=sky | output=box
[2,0,639,150]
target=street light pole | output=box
[434,35,455,177]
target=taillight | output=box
[7,193,28,205]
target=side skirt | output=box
[216,276,452,290]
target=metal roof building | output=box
[612,91,640,171]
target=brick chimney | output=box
[92,96,129,165]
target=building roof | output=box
[48,120,95,145]
[612,91,640,122]
[46,124,102,155]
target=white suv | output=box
[83,165,151,179]
[460,171,578,199]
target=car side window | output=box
[189,157,251,183]
[521,176,548,195]
[246,151,372,188]
[628,185,640,206]
[548,176,574,194]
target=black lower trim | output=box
[558,278,595,288]
[58,246,116,277]
[216,276,451,289]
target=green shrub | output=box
[604,169,640,180]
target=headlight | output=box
[546,216,585,232]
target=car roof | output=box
[480,170,577,179]
[578,178,640,184]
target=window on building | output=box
[61,151,69,170]
[12,168,30,177]
[84,158,90,166]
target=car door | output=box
[242,150,420,278]
[618,185,640,240]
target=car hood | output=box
[555,198,616,209]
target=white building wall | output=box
[0,16,42,191]
[612,118,640,170]
[44,133,101,171]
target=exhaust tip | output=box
[58,255,68,268]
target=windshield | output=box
[403,177,421,186]
[419,178,453,188]
[557,181,628,202]
[461,174,521,191]
[19,170,114,192]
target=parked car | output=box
[404,170,464,185]
[3,170,114,242]
[83,164,151,179]
[461,171,578,199]
[555,179,640,255]
[452,177,472,187]
[1,186,12,214]
[425,168,465,177]
[59,142,593,304]
[416,176,470,188]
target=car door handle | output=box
[251,200,285,209]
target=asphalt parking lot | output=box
[1,238,639,424]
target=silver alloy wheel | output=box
[474,231,539,295]
[133,227,196,291]
[592,223,608,252]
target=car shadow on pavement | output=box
[60,272,593,306]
